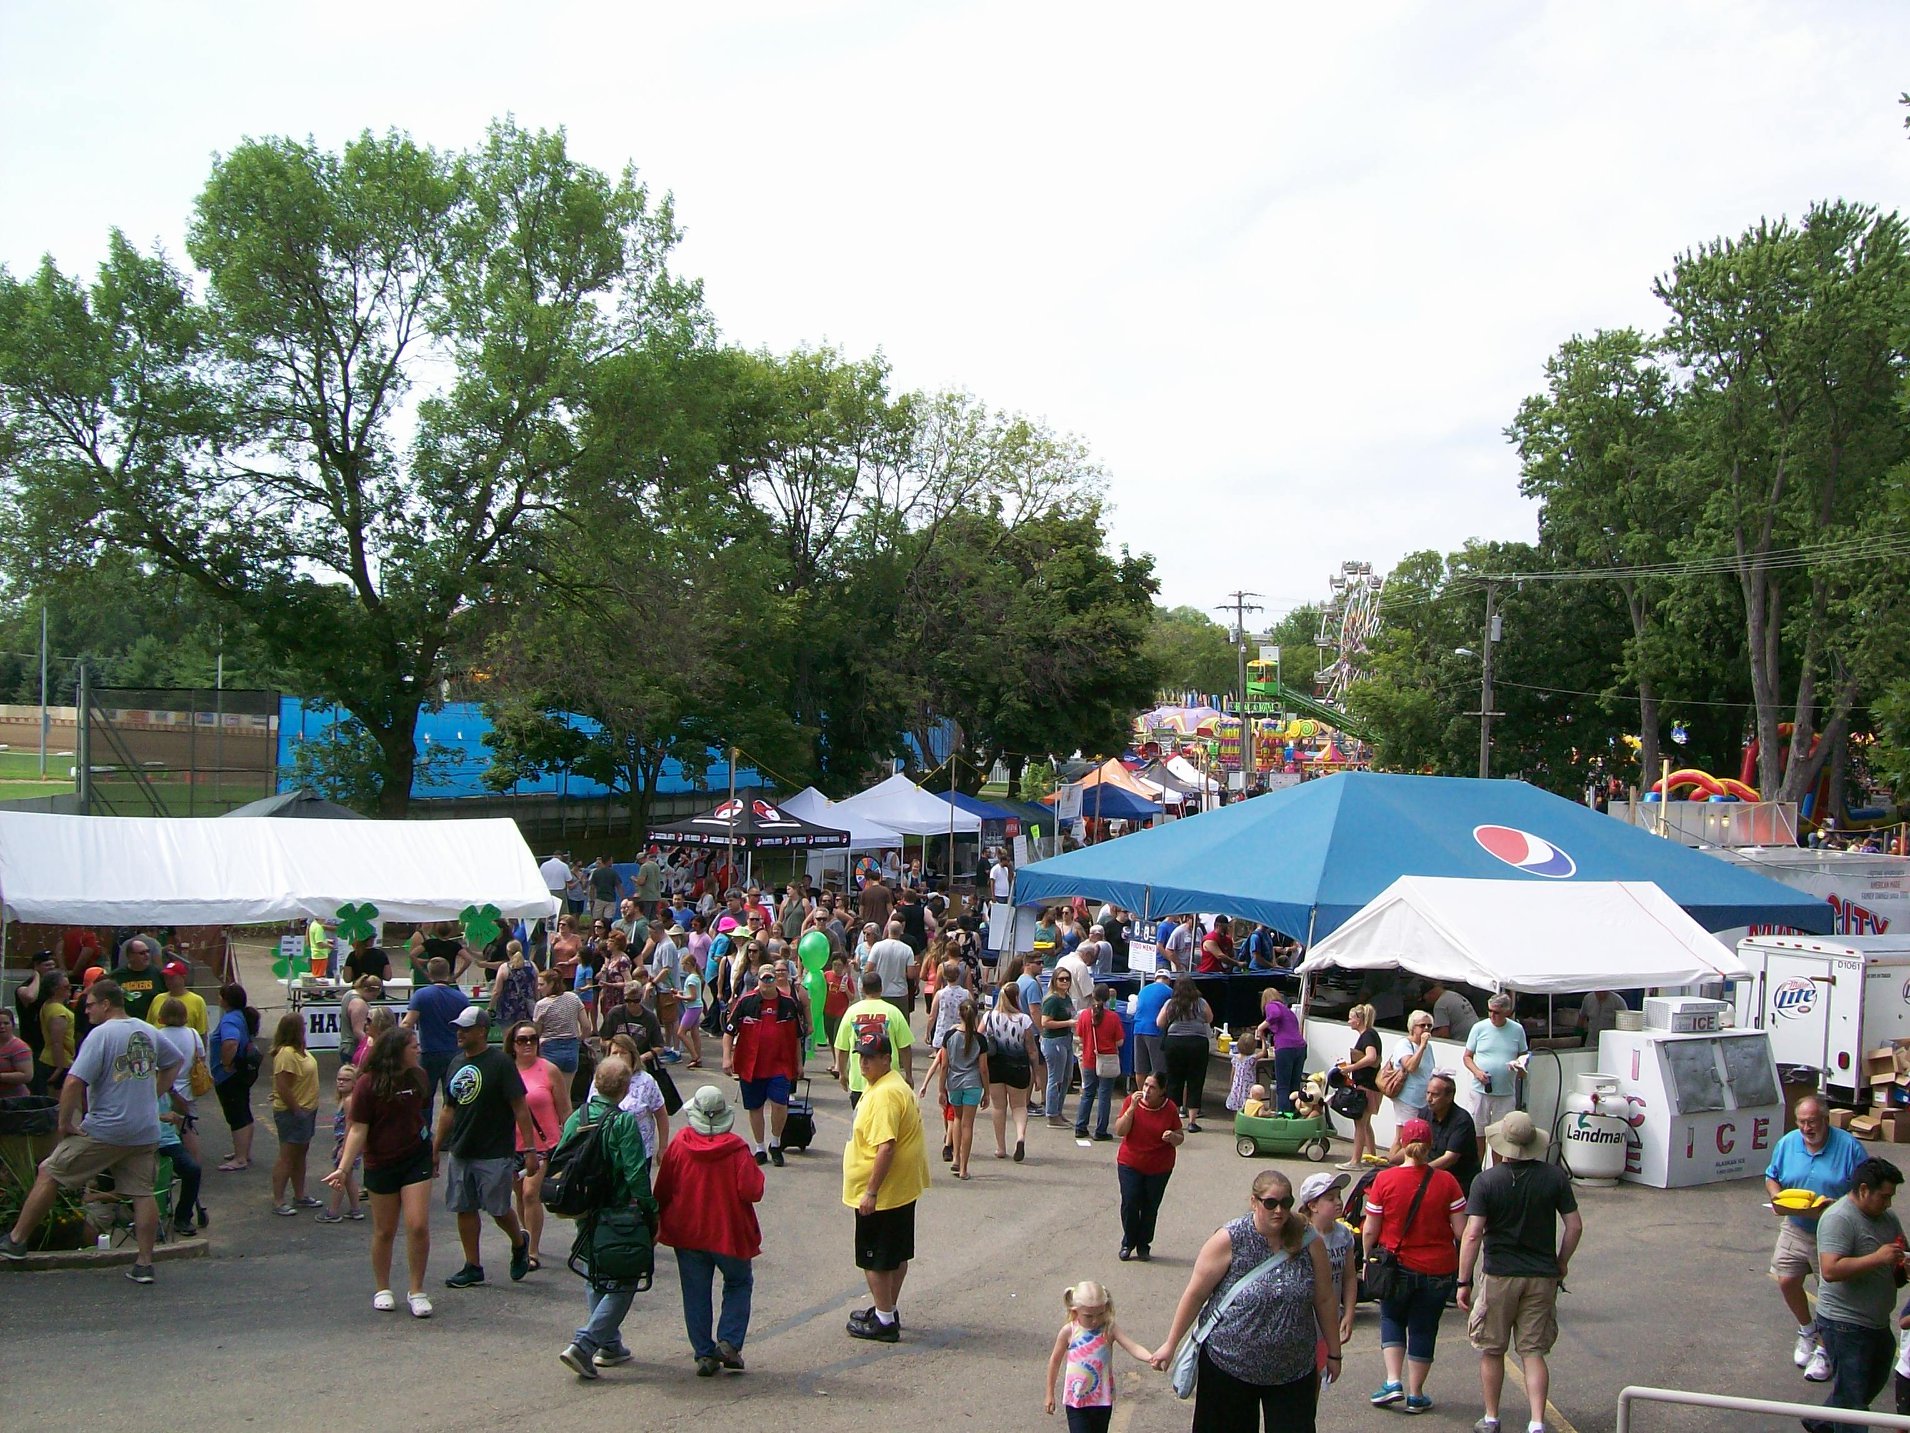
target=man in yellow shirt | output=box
[158,961,208,1037]
[832,970,914,1108]
[842,1029,930,1343]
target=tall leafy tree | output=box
[1142,605,1237,695]
[0,120,701,813]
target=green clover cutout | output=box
[335,902,380,944]
[460,903,503,948]
[272,949,311,980]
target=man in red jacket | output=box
[723,962,805,1167]
[655,1086,766,1377]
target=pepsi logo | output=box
[1472,824,1577,879]
[1772,978,1817,1019]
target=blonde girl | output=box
[1337,1003,1381,1170]
[1044,1280,1152,1429]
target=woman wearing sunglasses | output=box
[1150,1170,1342,1431]
[507,1020,572,1273]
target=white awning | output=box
[830,773,982,837]
[1295,876,1747,995]
[780,787,904,851]
[0,811,558,926]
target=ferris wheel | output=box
[1314,561,1385,704]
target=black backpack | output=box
[542,1108,623,1218]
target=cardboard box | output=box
[1850,1112,1885,1140]
[1867,1049,1898,1086]
[1831,1108,1856,1130]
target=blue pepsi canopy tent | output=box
[1011,771,1832,942]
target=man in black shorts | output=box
[842,1031,932,1342]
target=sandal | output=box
[527,1255,542,1272]
[217,1161,249,1172]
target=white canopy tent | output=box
[1295,875,1747,994]
[782,786,904,886]
[832,773,982,837]
[0,811,558,927]
[1164,755,1220,794]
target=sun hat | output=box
[1485,1109,1549,1161]
[685,1085,736,1136]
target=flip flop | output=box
[527,1256,542,1271]
[218,1161,249,1172]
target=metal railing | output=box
[1618,1383,1910,1431]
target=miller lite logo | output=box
[1771,978,1817,1020]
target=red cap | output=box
[1398,1118,1433,1145]
[163,959,189,980]
[81,966,105,988]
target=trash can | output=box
[1119,1007,1137,1077]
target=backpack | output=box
[542,1107,624,1218]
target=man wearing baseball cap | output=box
[158,959,207,1037]
[434,1006,541,1289]
[1457,1111,1583,1433]
[842,1029,930,1342]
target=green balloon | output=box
[797,930,831,971]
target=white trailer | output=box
[1732,935,1910,1097]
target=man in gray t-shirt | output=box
[868,926,915,1004]
[1807,1157,1906,1432]
[0,978,180,1281]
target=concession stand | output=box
[1295,875,1756,1157]
[0,810,557,1049]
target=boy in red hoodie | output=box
[655,1085,766,1377]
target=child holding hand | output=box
[1044,1280,1152,1431]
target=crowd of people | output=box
[4,866,1595,1433]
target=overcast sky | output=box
[3,2,1905,627]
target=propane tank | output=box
[1561,1073,1629,1185]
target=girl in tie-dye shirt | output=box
[1044,1279,1154,1431]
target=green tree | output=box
[1655,201,1910,802]
[0,120,702,814]
[1143,606,1237,695]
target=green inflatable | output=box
[798,929,831,1049]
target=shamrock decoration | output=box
[272,921,322,981]
[335,902,380,943]
[460,903,503,948]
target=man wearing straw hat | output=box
[1456,1111,1582,1433]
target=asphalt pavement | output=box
[1,1034,1869,1432]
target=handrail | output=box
[1617,1383,1910,1431]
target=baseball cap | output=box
[162,959,189,980]
[1297,1171,1350,1208]
[451,1006,491,1029]
[1397,1117,1433,1146]
[854,1029,892,1059]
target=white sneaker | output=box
[1794,1328,1819,1367]
[1804,1344,1832,1382]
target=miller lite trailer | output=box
[1731,936,1910,1098]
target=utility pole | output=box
[1215,590,1263,793]
[1477,582,1501,779]
[38,604,48,778]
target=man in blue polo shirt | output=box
[1132,969,1174,1082]
[402,957,470,1128]
[1765,1092,1867,1383]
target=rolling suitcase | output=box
[780,1078,816,1152]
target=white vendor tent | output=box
[831,773,982,837]
[1295,876,1747,994]
[781,787,903,850]
[1164,755,1220,794]
[0,811,558,927]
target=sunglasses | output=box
[1257,1195,1294,1212]
[513,1035,538,1045]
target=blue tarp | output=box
[935,790,1017,822]
[1012,771,1833,940]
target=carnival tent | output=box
[1163,756,1220,794]
[647,796,849,850]
[220,789,367,820]
[0,811,557,926]
[781,787,902,850]
[1011,771,1834,940]
[935,789,1019,824]
[1296,876,1748,995]
[1047,782,1164,823]
[833,773,982,837]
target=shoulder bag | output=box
[1092,1012,1123,1079]
[1169,1233,1305,1399]
[188,1031,216,1098]
[1377,1060,1406,1099]
[1362,1167,1434,1302]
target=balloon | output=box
[797,930,831,1050]
[797,930,830,971]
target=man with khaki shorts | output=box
[1457,1111,1583,1433]
[1764,1092,1867,1382]
[0,979,180,1285]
